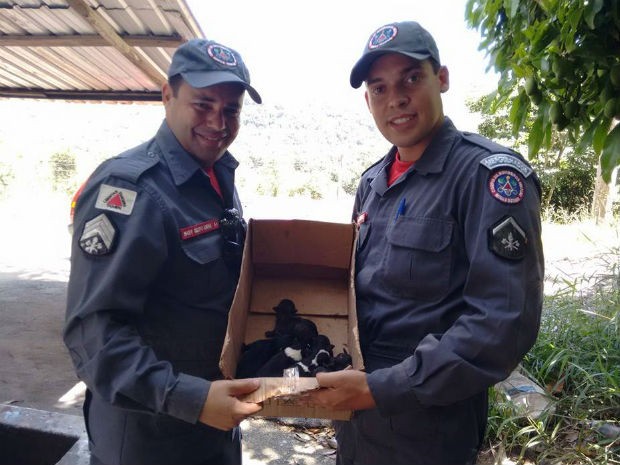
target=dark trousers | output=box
[89,430,242,465]
[334,391,487,465]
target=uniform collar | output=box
[367,117,459,195]
[411,117,458,175]
[155,120,239,186]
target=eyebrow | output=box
[366,63,424,86]
[190,98,241,110]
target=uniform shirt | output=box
[353,118,544,416]
[63,121,244,464]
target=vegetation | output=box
[49,150,77,194]
[484,234,620,464]
[465,0,620,183]
[468,96,597,219]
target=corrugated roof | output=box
[0,0,204,102]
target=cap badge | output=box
[368,25,398,49]
[207,44,237,67]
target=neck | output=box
[398,116,444,162]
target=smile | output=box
[389,114,416,126]
[195,131,228,142]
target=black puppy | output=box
[265,299,298,338]
[314,348,353,374]
[289,317,319,353]
[236,334,293,378]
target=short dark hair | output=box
[168,74,184,97]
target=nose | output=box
[388,85,409,108]
[206,108,226,131]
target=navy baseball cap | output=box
[168,39,262,103]
[350,21,441,89]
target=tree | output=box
[468,96,596,216]
[465,0,620,220]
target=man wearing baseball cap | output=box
[308,21,544,465]
[64,39,262,465]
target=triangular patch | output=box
[95,184,137,215]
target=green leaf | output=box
[503,0,520,19]
[510,91,530,136]
[529,115,544,156]
[585,0,604,29]
[593,119,611,154]
[600,124,620,182]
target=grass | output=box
[483,235,620,465]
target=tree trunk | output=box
[591,162,610,224]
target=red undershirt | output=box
[388,151,415,186]
[205,166,223,198]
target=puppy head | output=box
[273,298,298,315]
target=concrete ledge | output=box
[0,405,89,465]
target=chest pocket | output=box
[181,232,221,265]
[382,216,454,301]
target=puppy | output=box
[314,348,353,374]
[256,342,304,377]
[265,299,298,338]
[236,334,294,378]
[296,334,334,376]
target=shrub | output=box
[49,150,76,193]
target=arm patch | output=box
[488,216,526,260]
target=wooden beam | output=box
[64,0,168,86]
[0,87,162,102]
[0,34,185,48]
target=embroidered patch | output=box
[368,25,398,49]
[179,219,220,240]
[488,170,524,204]
[95,184,137,215]
[207,44,237,66]
[480,154,533,178]
[489,216,527,260]
[79,213,116,255]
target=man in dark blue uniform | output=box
[307,21,544,465]
[64,39,263,465]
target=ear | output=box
[438,66,450,93]
[162,81,173,105]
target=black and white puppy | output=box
[256,342,304,377]
[296,334,334,377]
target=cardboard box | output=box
[220,219,363,420]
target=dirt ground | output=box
[0,193,618,465]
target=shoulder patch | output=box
[488,216,527,260]
[79,213,116,255]
[480,154,533,178]
[95,184,137,215]
[488,170,525,204]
